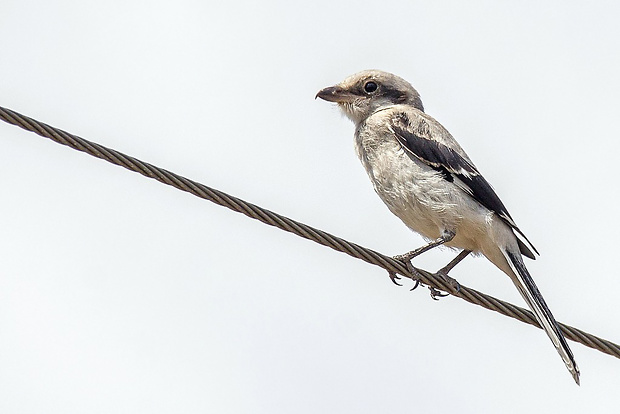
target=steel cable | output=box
[1,105,618,359]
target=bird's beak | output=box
[315,85,357,103]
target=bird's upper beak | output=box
[315,85,357,103]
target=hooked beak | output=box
[315,85,357,103]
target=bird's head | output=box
[316,70,424,124]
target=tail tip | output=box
[570,365,580,386]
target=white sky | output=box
[1,1,620,412]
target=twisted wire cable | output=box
[1,105,618,359]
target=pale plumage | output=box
[317,69,579,384]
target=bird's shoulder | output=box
[366,105,474,164]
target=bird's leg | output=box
[390,230,456,290]
[437,250,471,275]
[393,230,456,263]
[433,250,471,294]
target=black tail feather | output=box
[504,249,580,384]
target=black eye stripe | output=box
[383,85,408,103]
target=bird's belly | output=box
[356,138,488,252]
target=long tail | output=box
[502,248,580,384]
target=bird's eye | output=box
[363,81,378,94]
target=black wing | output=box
[389,112,539,258]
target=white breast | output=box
[354,115,491,253]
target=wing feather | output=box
[389,112,539,258]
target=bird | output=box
[316,69,579,384]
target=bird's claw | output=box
[391,255,423,291]
[401,258,424,291]
[429,286,449,300]
[434,270,461,294]
[388,271,402,286]
[427,270,460,299]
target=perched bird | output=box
[316,70,579,384]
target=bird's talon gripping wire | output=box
[388,271,402,286]
[410,279,421,291]
[434,271,461,294]
[429,286,449,300]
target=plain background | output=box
[1,1,619,412]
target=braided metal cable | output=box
[1,105,619,359]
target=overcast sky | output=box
[1,1,620,412]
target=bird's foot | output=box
[387,271,402,286]
[391,255,423,290]
[434,269,461,294]
[428,286,449,300]
[410,279,421,291]
[427,268,461,300]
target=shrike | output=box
[316,70,579,384]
